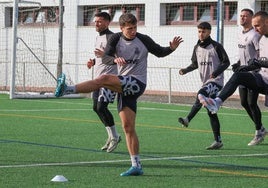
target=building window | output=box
[162,2,237,25]
[225,3,237,21]
[19,7,59,26]
[198,5,212,21]
[261,1,268,11]
[5,6,59,27]
[183,5,195,21]
[81,4,145,26]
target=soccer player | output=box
[231,9,263,146]
[178,22,230,149]
[86,12,121,153]
[54,13,183,176]
[198,11,268,146]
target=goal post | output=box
[11,0,56,99]
[10,0,19,99]
[7,0,77,99]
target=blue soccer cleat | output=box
[54,73,66,97]
[120,166,144,176]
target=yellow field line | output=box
[0,113,252,137]
[136,123,253,136]
[0,113,99,123]
[201,168,268,178]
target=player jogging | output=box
[178,22,230,149]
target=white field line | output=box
[1,107,268,118]
[2,98,268,117]
[0,153,267,169]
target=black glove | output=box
[231,61,241,72]
[248,58,261,67]
[236,64,260,72]
[235,65,250,72]
[248,58,268,68]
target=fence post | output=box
[168,67,171,103]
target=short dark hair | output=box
[241,8,254,16]
[95,12,111,22]
[197,22,211,30]
[119,13,137,26]
[253,11,268,19]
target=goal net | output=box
[0,0,77,99]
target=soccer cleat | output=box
[198,94,219,114]
[101,138,111,151]
[206,141,223,150]
[54,73,66,97]
[107,135,121,153]
[248,134,264,146]
[120,166,144,176]
[178,117,189,127]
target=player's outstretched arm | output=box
[169,36,184,51]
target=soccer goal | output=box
[0,0,70,99]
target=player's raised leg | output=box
[54,73,122,97]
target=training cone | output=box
[51,175,68,182]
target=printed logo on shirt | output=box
[200,61,212,66]
[238,44,246,49]
[125,59,139,64]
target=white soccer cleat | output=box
[107,135,121,153]
[198,94,219,114]
[206,141,223,150]
[248,134,264,146]
[101,138,111,151]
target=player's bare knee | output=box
[122,124,134,134]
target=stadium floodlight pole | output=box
[216,0,224,45]
[57,0,64,78]
[10,0,19,99]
